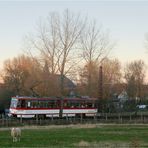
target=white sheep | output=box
[11,127,21,142]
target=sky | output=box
[0,0,148,68]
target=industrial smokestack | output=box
[98,66,103,100]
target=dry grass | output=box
[1,123,148,131]
[130,137,140,148]
[77,140,90,147]
[74,141,130,148]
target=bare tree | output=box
[26,12,60,75]
[25,9,85,95]
[80,21,114,96]
[81,21,112,63]
[101,58,122,99]
[79,61,99,97]
[79,58,122,98]
[57,9,85,94]
[124,60,146,99]
[2,55,42,96]
[25,9,85,117]
[102,58,122,84]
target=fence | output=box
[0,112,148,127]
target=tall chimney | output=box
[98,66,103,100]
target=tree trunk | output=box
[59,74,64,118]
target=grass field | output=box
[0,124,148,147]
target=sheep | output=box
[11,127,21,142]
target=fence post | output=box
[66,113,68,121]
[81,113,83,123]
[36,114,38,125]
[2,114,4,126]
[143,115,145,123]
[20,115,22,124]
[105,113,108,121]
[51,114,53,121]
[118,113,120,123]
[74,114,76,122]
[130,113,132,122]
[40,118,42,125]
[141,112,143,123]
[120,115,122,123]
[94,113,96,122]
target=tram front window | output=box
[10,98,18,108]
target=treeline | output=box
[0,9,147,110]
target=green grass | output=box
[0,124,148,147]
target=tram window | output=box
[87,103,92,108]
[86,101,95,108]
[53,100,58,108]
[80,101,85,108]
[43,101,48,108]
[69,101,74,108]
[47,101,51,108]
[68,101,76,108]
[21,100,26,108]
[68,101,79,108]
[10,99,18,108]
[56,100,60,107]
[27,101,31,108]
[31,101,38,108]
[50,101,54,108]
[17,100,21,108]
[48,100,56,108]
[68,101,72,108]
[38,101,44,108]
[44,101,48,108]
[64,102,67,107]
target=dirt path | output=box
[0,124,98,131]
[1,123,148,131]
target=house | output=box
[118,90,128,103]
[54,74,76,90]
[42,61,76,95]
[42,73,76,96]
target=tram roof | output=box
[12,96,97,101]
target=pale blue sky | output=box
[0,1,148,67]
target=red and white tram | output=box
[9,96,98,118]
